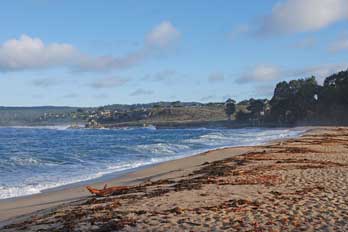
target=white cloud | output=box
[0,35,77,71]
[145,21,181,48]
[258,0,348,35]
[208,72,225,82]
[90,76,129,89]
[237,65,281,83]
[0,21,180,72]
[130,88,154,96]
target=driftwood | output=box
[86,184,130,197]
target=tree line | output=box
[224,69,348,126]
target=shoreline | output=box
[0,128,309,225]
[0,145,257,226]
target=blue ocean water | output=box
[0,126,305,199]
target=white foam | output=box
[135,143,190,155]
[9,157,40,166]
[0,157,179,199]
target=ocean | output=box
[0,126,305,199]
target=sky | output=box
[0,0,348,107]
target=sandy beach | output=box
[1,127,348,231]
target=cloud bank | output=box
[237,65,281,83]
[0,21,180,72]
[145,21,181,48]
[0,35,77,71]
[258,0,348,35]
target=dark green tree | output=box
[235,110,252,122]
[224,98,236,120]
[270,76,319,124]
[247,99,267,125]
[317,69,348,122]
[322,70,348,105]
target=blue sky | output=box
[0,0,348,106]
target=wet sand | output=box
[2,127,348,231]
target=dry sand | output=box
[1,127,348,231]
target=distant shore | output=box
[86,120,348,129]
[3,127,348,231]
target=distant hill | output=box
[0,106,79,126]
[0,102,219,126]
